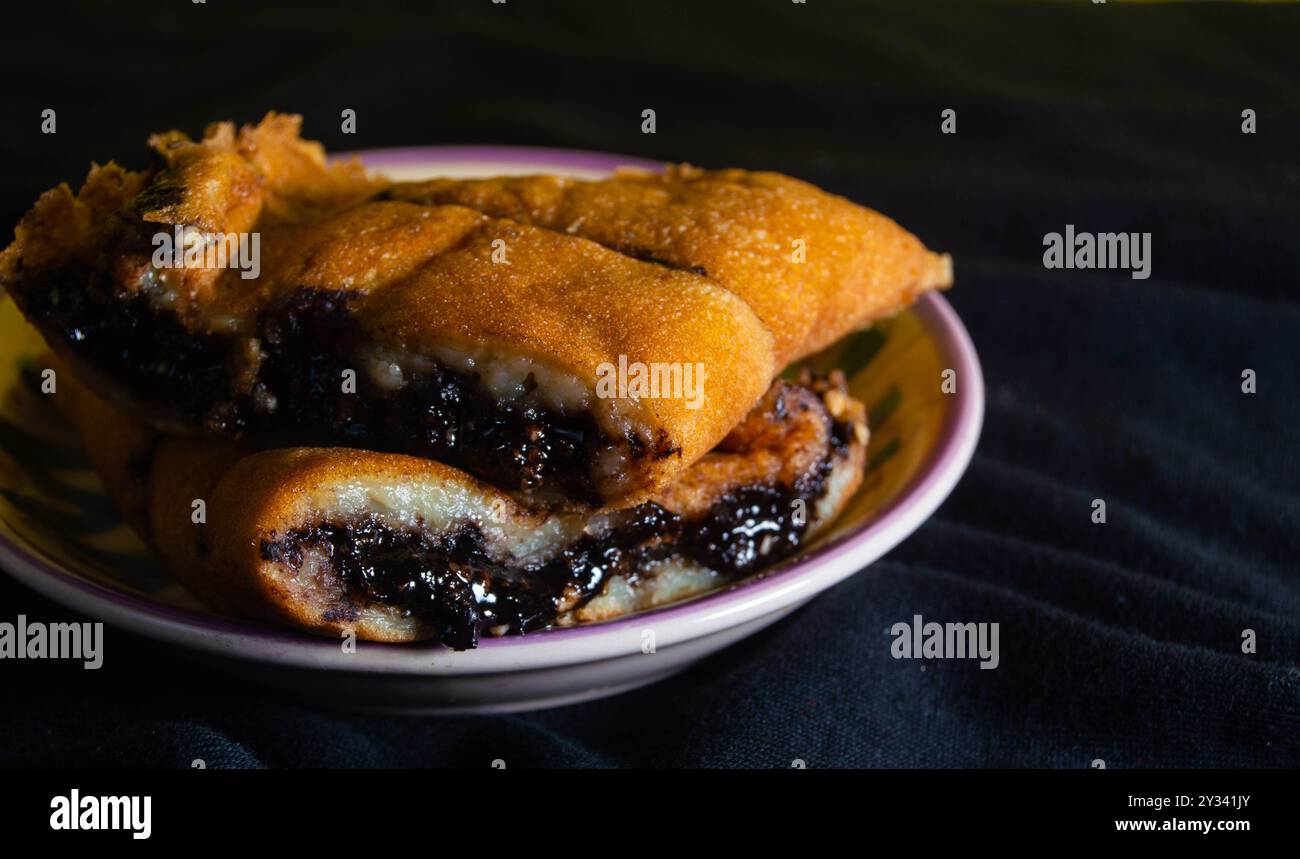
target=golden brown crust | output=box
[2,114,384,317]
[356,214,776,485]
[148,441,254,617]
[47,354,159,538]
[387,165,953,367]
[136,113,382,234]
[0,163,146,291]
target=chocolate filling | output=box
[262,504,681,649]
[15,258,235,431]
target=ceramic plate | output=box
[0,147,982,712]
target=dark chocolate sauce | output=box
[16,259,234,431]
[685,485,808,576]
[261,503,681,649]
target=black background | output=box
[0,0,1297,768]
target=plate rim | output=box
[0,145,983,675]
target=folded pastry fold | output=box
[385,165,953,366]
[55,362,868,648]
[1,113,946,508]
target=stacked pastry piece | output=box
[0,114,951,647]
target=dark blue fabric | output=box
[0,0,1297,768]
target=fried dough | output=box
[387,165,952,366]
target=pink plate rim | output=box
[0,145,983,674]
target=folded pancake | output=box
[1,114,775,505]
[56,362,867,648]
[385,165,953,367]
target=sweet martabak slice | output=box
[1,115,775,504]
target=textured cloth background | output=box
[0,0,1297,768]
